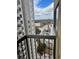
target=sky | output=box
[34,0,54,20]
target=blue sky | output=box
[34,0,54,20]
[37,0,54,8]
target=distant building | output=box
[17,0,26,40]
[34,20,55,35]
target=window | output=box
[17,7,21,13]
[28,25,30,28]
[17,0,20,5]
[17,17,20,20]
[28,20,30,23]
[20,14,22,18]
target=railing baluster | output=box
[26,38,30,59]
[54,38,56,59]
[24,40,28,59]
[30,38,34,59]
[34,39,37,59]
[43,38,45,59]
[48,39,50,59]
[39,38,41,59]
[52,40,54,59]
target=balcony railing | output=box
[17,35,56,59]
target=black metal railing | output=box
[17,35,56,59]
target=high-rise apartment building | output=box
[17,0,26,40]
[17,0,36,59]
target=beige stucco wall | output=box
[55,0,59,9]
[55,0,61,59]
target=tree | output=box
[35,27,41,34]
[37,41,46,56]
[37,40,53,55]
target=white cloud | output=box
[34,0,54,20]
